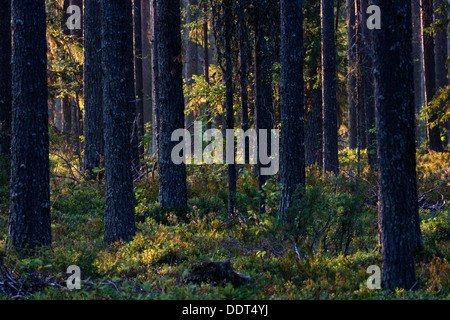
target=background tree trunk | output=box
[422,0,443,152]
[373,0,423,290]
[0,0,12,157]
[360,0,376,166]
[347,0,357,150]
[84,0,104,172]
[278,0,305,221]
[155,0,187,208]
[102,0,137,244]
[9,0,52,251]
[254,0,274,212]
[321,0,339,173]
[135,0,145,159]
[223,0,236,217]
[185,0,199,133]
[141,0,154,154]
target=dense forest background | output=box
[0,0,449,300]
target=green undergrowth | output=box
[0,151,449,300]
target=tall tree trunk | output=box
[355,0,366,159]
[141,0,154,153]
[278,0,305,221]
[360,0,376,166]
[412,0,424,139]
[321,0,339,173]
[126,0,140,177]
[185,0,199,132]
[151,0,159,154]
[254,0,274,212]
[135,0,145,159]
[0,0,12,157]
[347,0,357,150]
[9,0,51,251]
[204,1,212,131]
[434,0,448,147]
[84,0,104,172]
[422,0,444,152]
[223,0,236,217]
[239,1,249,163]
[102,0,137,244]
[304,0,323,167]
[373,0,423,290]
[155,0,187,208]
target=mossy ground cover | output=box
[0,150,449,300]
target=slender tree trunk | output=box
[84,0,104,172]
[185,0,199,132]
[223,0,236,217]
[412,0,424,139]
[155,0,187,208]
[0,0,12,157]
[372,0,423,290]
[360,0,376,166]
[278,0,305,221]
[126,0,140,177]
[305,0,323,167]
[135,0,145,159]
[102,0,137,244]
[9,0,51,251]
[254,1,274,212]
[422,0,444,152]
[434,0,448,147]
[355,0,366,158]
[151,0,159,154]
[204,1,212,131]
[141,0,154,153]
[239,1,249,164]
[321,0,339,173]
[347,0,357,150]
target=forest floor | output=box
[0,134,449,300]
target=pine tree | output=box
[372,0,423,290]
[9,0,52,251]
[102,0,137,244]
[278,0,305,220]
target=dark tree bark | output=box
[360,0,376,166]
[151,0,159,154]
[223,0,236,217]
[304,0,322,167]
[0,0,11,157]
[84,0,104,172]
[204,1,212,131]
[102,0,137,244]
[347,0,357,150]
[254,0,274,212]
[372,0,423,290]
[422,0,443,152]
[321,0,339,173]
[8,0,51,251]
[155,0,187,208]
[412,0,424,137]
[185,0,199,131]
[238,1,249,163]
[135,0,145,158]
[141,0,154,153]
[434,0,448,146]
[278,0,305,221]
[126,0,140,177]
[355,0,366,161]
